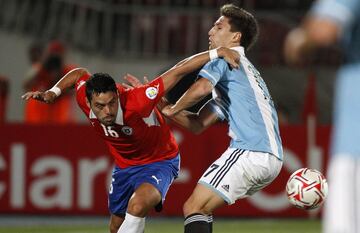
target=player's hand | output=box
[217,47,240,69]
[283,28,308,66]
[122,73,149,90]
[162,104,178,117]
[157,97,170,111]
[21,90,57,104]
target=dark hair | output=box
[220,4,259,50]
[85,73,117,101]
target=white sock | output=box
[117,213,145,233]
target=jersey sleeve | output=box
[126,77,165,117]
[75,73,91,115]
[310,0,358,28]
[198,58,229,86]
[207,99,227,121]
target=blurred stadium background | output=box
[0,0,341,232]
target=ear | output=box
[232,32,242,44]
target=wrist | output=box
[48,86,61,97]
[169,105,179,116]
[209,48,219,60]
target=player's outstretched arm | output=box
[160,100,219,134]
[22,68,90,104]
[162,77,213,117]
[160,47,239,93]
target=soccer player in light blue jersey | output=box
[284,0,360,232]
[161,4,283,233]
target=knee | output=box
[183,198,213,217]
[127,201,148,217]
[183,198,199,217]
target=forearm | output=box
[157,97,201,132]
[161,52,209,92]
[166,103,219,134]
[51,68,89,94]
[161,48,227,93]
[22,67,90,104]
[168,110,204,134]
[171,78,213,114]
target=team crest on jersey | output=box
[121,126,133,135]
[145,86,158,99]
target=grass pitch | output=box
[0,218,320,233]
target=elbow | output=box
[195,78,213,97]
[77,68,90,76]
[202,84,213,96]
[192,128,205,135]
[190,121,206,135]
[189,127,201,135]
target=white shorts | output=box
[198,148,282,204]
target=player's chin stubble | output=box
[101,117,115,126]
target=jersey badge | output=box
[121,126,133,136]
[145,86,158,99]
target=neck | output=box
[227,42,241,48]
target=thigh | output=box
[242,151,282,196]
[108,167,135,216]
[199,148,282,204]
[199,148,246,204]
[109,155,180,215]
[133,155,180,206]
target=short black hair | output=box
[85,73,117,101]
[220,4,259,50]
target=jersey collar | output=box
[114,101,124,125]
[230,46,245,56]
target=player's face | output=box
[89,91,119,126]
[208,16,238,49]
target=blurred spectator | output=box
[0,76,8,123]
[284,0,360,232]
[27,41,44,65]
[23,40,78,124]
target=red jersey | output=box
[75,74,179,168]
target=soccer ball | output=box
[286,168,328,210]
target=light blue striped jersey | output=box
[199,46,283,160]
[311,0,360,63]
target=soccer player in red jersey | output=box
[22,47,239,233]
